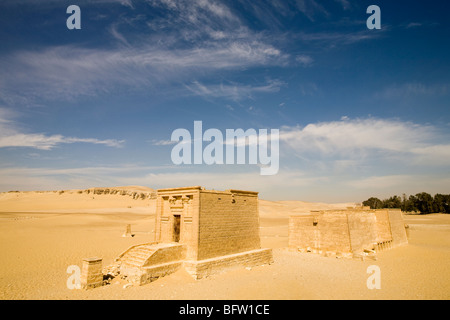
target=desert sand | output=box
[0,187,449,300]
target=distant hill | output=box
[0,186,157,213]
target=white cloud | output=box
[279,118,450,164]
[0,134,124,150]
[151,139,178,146]
[281,118,428,153]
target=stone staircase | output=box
[118,244,158,268]
[114,242,186,285]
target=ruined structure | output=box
[80,257,103,289]
[114,186,273,285]
[288,208,408,259]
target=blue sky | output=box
[0,0,449,202]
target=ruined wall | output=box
[289,212,352,253]
[197,190,261,260]
[347,212,377,252]
[314,212,352,252]
[289,208,408,255]
[387,210,408,247]
[288,215,317,250]
[374,210,393,243]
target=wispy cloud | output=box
[113,169,320,195]
[377,83,450,99]
[333,0,351,11]
[1,0,135,6]
[405,22,423,29]
[294,0,329,22]
[401,21,439,29]
[295,54,314,66]
[0,1,381,104]
[0,165,164,191]
[185,79,285,101]
[0,134,124,150]
[108,23,131,46]
[0,107,124,150]
[346,174,450,197]
[295,30,383,46]
[0,39,288,103]
[346,174,414,189]
[150,139,178,146]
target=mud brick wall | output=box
[289,213,352,253]
[374,210,393,243]
[315,212,352,252]
[197,190,261,260]
[347,212,378,252]
[289,209,408,255]
[387,210,408,247]
[288,215,316,249]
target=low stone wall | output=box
[183,248,273,280]
[118,243,186,285]
[143,243,186,267]
[122,261,184,285]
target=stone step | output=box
[121,260,144,268]
[123,256,146,265]
[121,246,156,259]
[121,260,142,268]
[127,246,155,255]
[134,253,154,260]
[119,244,162,268]
[135,248,156,255]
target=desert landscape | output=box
[0,186,449,300]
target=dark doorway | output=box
[173,215,181,242]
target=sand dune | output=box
[0,187,449,300]
[0,187,156,213]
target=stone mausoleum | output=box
[115,186,273,285]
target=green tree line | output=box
[362,192,450,214]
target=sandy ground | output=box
[0,188,449,300]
